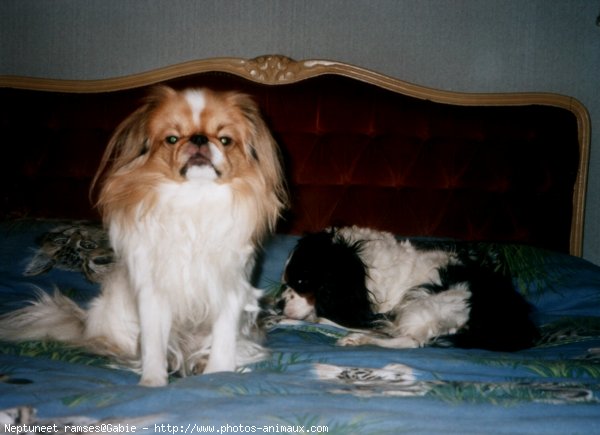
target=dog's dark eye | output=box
[219,136,232,146]
[166,135,179,145]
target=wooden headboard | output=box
[0,55,590,256]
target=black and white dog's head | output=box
[277,229,380,328]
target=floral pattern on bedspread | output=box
[1,221,600,434]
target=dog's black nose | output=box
[190,134,208,146]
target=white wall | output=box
[2,0,600,263]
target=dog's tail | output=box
[0,290,85,344]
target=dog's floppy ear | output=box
[314,233,379,328]
[89,86,175,204]
[229,92,289,234]
[97,107,149,173]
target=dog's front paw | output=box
[337,333,369,347]
[204,356,236,374]
[139,374,168,387]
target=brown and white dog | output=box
[0,86,287,386]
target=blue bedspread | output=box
[1,220,599,434]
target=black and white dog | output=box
[277,226,539,351]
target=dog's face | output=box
[92,86,287,239]
[278,235,330,321]
[278,230,377,328]
[143,88,258,183]
[98,86,275,185]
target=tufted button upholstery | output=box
[0,73,579,253]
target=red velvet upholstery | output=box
[0,73,580,253]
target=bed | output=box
[1,55,599,434]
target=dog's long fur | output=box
[0,86,287,386]
[278,226,539,352]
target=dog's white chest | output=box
[109,181,256,318]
